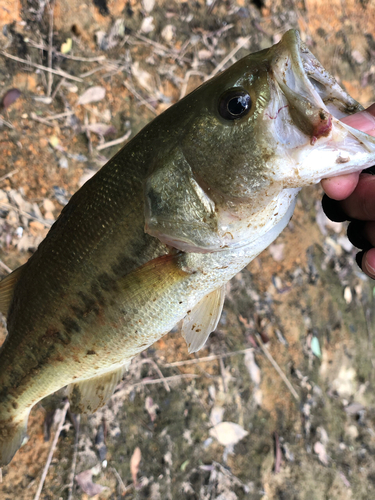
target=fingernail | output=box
[356,251,364,270]
[364,254,375,277]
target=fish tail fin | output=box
[0,410,29,466]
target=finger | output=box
[346,220,375,249]
[341,103,375,133]
[364,221,375,247]
[347,220,371,249]
[322,194,351,222]
[321,104,375,199]
[321,172,360,201]
[359,248,375,279]
[340,173,375,220]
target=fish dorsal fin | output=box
[67,361,130,414]
[0,264,26,316]
[181,286,225,354]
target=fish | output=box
[0,29,375,467]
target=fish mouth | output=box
[273,30,361,122]
[268,30,375,185]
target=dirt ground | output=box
[0,0,375,499]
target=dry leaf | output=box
[209,422,248,447]
[131,62,154,93]
[130,446,141,484]
[85,123,116,137]
[198,49,213,60]
[141,16,155,34]
[313,441,329,466]
[143,0,155,12]
[77,86,106,106]
[161,24,175,43]
[75,468,107,497]
[210,406,224,426]
[268,243,285,262]
[2,88,21,109]
[244,350,261,385]
[145,396,159,422]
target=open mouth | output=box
[268,30,375,185]
[273,30,361,121]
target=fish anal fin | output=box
[0,264,26,316]
[181,286,225,354]
[67,362,130,414]
[0,409,30,466]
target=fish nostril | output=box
[308,77,326,95]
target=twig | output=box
[162,347,254,367]
[84,111,92,155]
[273,431,282,473]
[0,169,18,182]
[80,66,107,78]
[27,40,107,62]
[66,415,80,500]
[138,359,171,392]
[219,357,227,393]
[0,115,14,129]
[123,80,157,115]
[110,467,132,495]
[0,260,12,274]
[0,201,53,227]
[132,373,198,387]
[255,334,299,401]
[96,130,132,151]
[50,77,65,101]
[0,51,83,82]
[133,32,177,56]
[206,35,251,79]
[30,112,55,126]
[46,1,55,97]
[44,110,75,121]
[115,373,198,400]
[33,401,70,500]
[179,70,206,100]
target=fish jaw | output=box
[264,29,375,187]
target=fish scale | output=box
[1,29,375,465]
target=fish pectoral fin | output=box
[181,286,225,354]
[0,409,30,467]
[67,361,130,414]
[0,264,26,316]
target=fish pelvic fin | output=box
[0,408,30,466]
[181,285,225,354]
[67,361,130,414]
[0,264,26,316]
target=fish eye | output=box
[218,89,252,120]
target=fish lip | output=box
[272,30,362,122]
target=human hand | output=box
[321,104,375,278]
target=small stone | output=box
[43,199,55,212]
[161,24,175,43]
[346,424,359,440]
[29,220,45,232]
[141,16,155,34]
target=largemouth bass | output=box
[0,29,375,466]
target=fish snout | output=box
[265,30,375,186]
[272,30,361,134]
